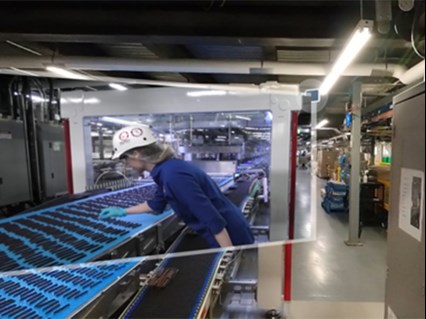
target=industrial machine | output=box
[61,86,301,244]
[0,119,32,208]
[0,169,269,319]
[0,77,66,216]
[0,241,251,319]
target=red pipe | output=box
[63,119,74,195]
[284,111,299,301]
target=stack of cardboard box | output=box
[316,150,340,179]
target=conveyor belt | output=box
[0,175,235,273]
[210,176,234,187]
[225,177,257,209]
[0,184,173,272]
[121,252,224,319]
[0,260,139,319]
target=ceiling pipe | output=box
[0,56,407,79]
[398,60,425,84]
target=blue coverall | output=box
[147,158,255,248]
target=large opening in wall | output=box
[84,110,272,187]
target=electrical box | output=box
[37,123,67,198]
[0,120,32,206]
[385,82,425,319]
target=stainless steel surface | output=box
[269,108,292,242]
[0,120,32,206]
[257,244,283,309]
[37,123,67,198]
[347,81,363,246]
[190,160,237,175]
[385,82,425,319]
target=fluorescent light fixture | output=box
[235,115,252,121]
[6,40,42,56]
[30,95,46,103]
[265,111,273,122]
[46,66,90,80]
[91,132,99,137]
[83,97,100,104]
[187,90,227,97]
[101,116,139,126]
[109,83,128,91]
[9,67,38,77]
[315,119,329,129]
[319,20,373,96]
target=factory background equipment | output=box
[0,120,32,207]
[0,76,67,217]
[385,82,425,319]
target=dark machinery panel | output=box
[0,259,138,319]
[385,82,425,319]
[0,184,173,272]
[37,123,67,198]
[0,120,32,206]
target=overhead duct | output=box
[398,60,425,84]
[0,56,407,79]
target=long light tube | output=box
[319,22,373,95]
[46,66,90,80]
[100,116,139,126]
[109,83,128,91]
[186,90,227,97]
[315,119,329,129]
[235,115,252,121]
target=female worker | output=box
[99,125,254,248]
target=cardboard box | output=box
[317,150,340,178]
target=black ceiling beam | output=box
[144,44,216,83]
[0,2,368,39]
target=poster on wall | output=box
[399,168,424,241]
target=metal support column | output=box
[371,136,375,166]
[98,128,104,160]
[345,81,363,246]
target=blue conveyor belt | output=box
[0,176,234,273]
[0,259,139,319]
[0,184,173,272]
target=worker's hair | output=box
[134,142,175,164]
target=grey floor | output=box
[214,168,388,318]
[292,168,388,302]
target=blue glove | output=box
[99,207,127,219]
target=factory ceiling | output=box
[0,1,424,128]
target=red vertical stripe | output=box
[284,243,293,301]
[63,119,74,195]
[284,111,299,301]
[289,111,299,239]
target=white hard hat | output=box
[112,125,157,160]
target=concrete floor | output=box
[285,169,388,319]
[292,169,388,303]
